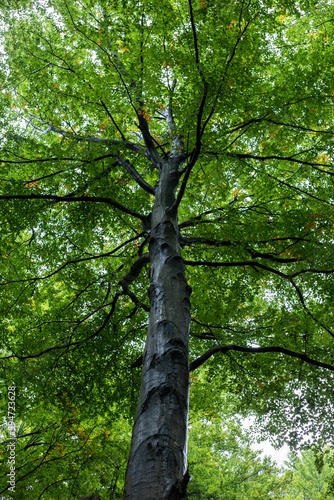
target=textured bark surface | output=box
[124,160,191,499]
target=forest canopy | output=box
[1,0,334,498]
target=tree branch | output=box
[1,294,121,360]
[198,14,255,137]
[290,278,334,339]
[179,206,229,229]
[63,0,139,117]
[226,115,270,133]
[1,234,143,285]
[180,236,233,247]
[184,259,289,279]
[0,193,146,220]
[291,268,334,278]
[100,98,127,141]
[229,152,333,176]
[115,156,155,194]
[246,248,299,264]
[119,253,150,310]
[0,157,78,165]
[172,85,209,210]
[188,0,201,69]
[137,112,163,169]
[189,344,334,372]
[265,117,334,135]
[27,114,142,153]
[185,259,334,339]
[181,236,301,264]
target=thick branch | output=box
[27,115,142,153]
[230,152,332,173]
[119,253,150,310]
[291,268,334,278]
[188,0,201,68]
[115,157,155,194]
[0,193,146,220]
[137,112,163,169]
[246,248,299,264]
[227,115,334,136]
[180,236,233,247]
[181,237,300,264]
[172,85,208,210]
[184,259,289,279]
[189,344,334,372]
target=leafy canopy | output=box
[1,0,334,497]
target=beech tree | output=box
[1,0,334,498]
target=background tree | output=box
[188,419,286,499]
[1,0,334,497]
[282,446,334,500]
[187,383,288,499]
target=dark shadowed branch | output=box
[137,112,163,169]
[0,193,146,220]
[119,253,150,311]
[230,152,334,179]
[189,344,334,372]
[184,259,289,279]
[181,236,303,264]
[27,114,143,152]
[172,85,208,210]
[115,156,155,194]
[290,278,334,339]
[100,98,127,141]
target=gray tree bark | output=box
[124,157,191,499]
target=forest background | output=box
[1,0,334,498]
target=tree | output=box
[1,0,334,497]
[282,446,334,499]
[187,408,287,498]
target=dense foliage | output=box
[1,0,334,497]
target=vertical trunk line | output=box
[124,161,191,499]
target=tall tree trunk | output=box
[124,159,191,499]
